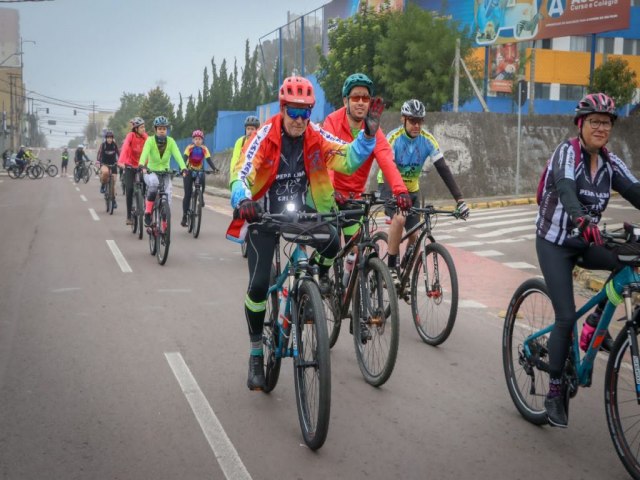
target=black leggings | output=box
[244,223,340,340]
[123,168,135,219]
[183,171,205,215]
[536,236,621,379]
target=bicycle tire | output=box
[371,231,389,262]
[410,242,459,346]
[156,201,171,265]
[109,177,115,215]
[605,321,640,479]
[83,167,90,183]
[28,165,40,179]
[46,164,58,177]
[193,191,203,238]
[148,206,158,256]
[136,190,144,240]
[7,166,19,179]
[293,278,331,450]
[73,165,81,183]
[352,256,399,387]
[105,190,112,213]
[262,268,281,393]
[187,191,195,233]
[502,278,553,426]
[324,261,343,348]
[37,164,45,179]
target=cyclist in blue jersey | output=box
[382,99,469,285]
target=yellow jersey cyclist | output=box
[229,115,260,190]
[181,129,216,227]
[138,116,187,227]
[381,99,469,283]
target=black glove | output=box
[396,192,412,212]
[234,200,263,223]
[364,97,385,137]
[574,216,603,246]
[455,200,470,220]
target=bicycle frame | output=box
[523,265,640,391]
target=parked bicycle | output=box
[373,204,462,346]
[502,222,640,479]
[146,170,177,265]
[184,170,213,239]
[260,206,339,450]
[322,193,400,387]
[127,166,145,240]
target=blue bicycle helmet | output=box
[341,73,374,98]
[153,116,169,128]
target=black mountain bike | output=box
[127,166,145,239]
[323,193,400,387]
[185,170,213,239]
[146,170,177,265]
[373,204,462,346]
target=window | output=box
[623,39,639,55]
[570,36,589,52]
[540,38,552,49]
[597,37,615,54]
[534,83,551,100]
[559,85,586,101]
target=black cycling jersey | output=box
[266,133,307,213]
[97,141,119,166]
[75,149,89,163]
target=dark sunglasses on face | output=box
[406,117,424,125]
[349,95,371,103]
[286,106,312,120]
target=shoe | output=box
[112,200,117,209]
[247,354,266,391]
[100,184,106,194]
[545,396,568,428]
[181,214,188,227]
[144,213,152,227]
[126,218,133,226]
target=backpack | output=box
[536,137,609,205]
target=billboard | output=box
[409,0,631,46]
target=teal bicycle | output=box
[260,207,348,450]
[502,223,640,478]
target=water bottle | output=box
[278,287,290,337]
[343,252,356,286]
[579,311,600,352]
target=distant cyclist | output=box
[537,93,640,428]
[97,130,120,208]
[138,116,187,226]
[382,99,469,283]
[229,115,260,189]
[74,144,89,167]
[61,147,69,176]
[181,129,215,227]
[118,117,148,226]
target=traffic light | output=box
[517,80,528,107]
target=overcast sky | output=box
[6,0,326,146]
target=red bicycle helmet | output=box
[279,76,315,107]
[574,92,617,125]
[192,129,204,139]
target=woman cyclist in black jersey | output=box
[537,92,640,427]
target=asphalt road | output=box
[0,173,633,479]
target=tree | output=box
[317,5,391,107]
[590,57,638,108]
[139,87,175,132]
[107,92,145,141]
[374,4,478,110]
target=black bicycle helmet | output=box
[244,115,260,128]
[574,93,617,125]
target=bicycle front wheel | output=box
[83,167,90,183]
[352,257,399,387]
[410,242,459,346]
[323,260,343,348]
[605,319,640,479]
[192,191,202,238]
[293,279,331,450]
[73,165,81,183]
[502,278,553,425]
[135,189,144,239]
[46,164,58,177]
[262,268,281,393]
[156,201,171,265]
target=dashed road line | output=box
[474,225,534,238]
[75,187,80,191]
[503,261,537,269]
[459,299,487,309]
[165,352,252,480]
[88,208,100,221]
[106,240,132,273]
[80,194,87,202]
[473,250,504,257]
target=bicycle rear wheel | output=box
[37,165,46,179]
[46,164,58,177]
[192,191,203,238]
[605,316,640,479]
[262,268,281,393]
[323,260,343,348]
[7,166,19,179]
[502,278,553,425]
[410,242,458,346]
[156,201,171,265]
[293,279,331,450]
[352,256,399,387]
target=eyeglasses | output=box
[587,118,613,130]
[406,117,424,125]
[285,106,312,120]
[349,95,371,103]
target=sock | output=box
[548,378,562,399]
[388,254,398,269]
[250,336,263,356]
[145,200,153,214]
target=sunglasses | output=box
[349,95,371,103]
[285,106,312,120]
[406,117,424,125]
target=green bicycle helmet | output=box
[341,73,374,98]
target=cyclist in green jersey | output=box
[229,115,260,190]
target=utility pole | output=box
[453,39,460,112]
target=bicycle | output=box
[502,223,640,479]
[322,193,400,387]
[7,161,28,179]
[127,166,145,240]
[372,204,462,346]
[259,206,338,450]
[119,167,126,195]
[146,170,177,265]
[73,160,91,184]
[185,170,213,239]
[103,165,117,215]
[30,157,58,178]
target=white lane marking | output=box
[89,208,100,221]
[51,287,82,293]
[474,225,534,238]
[486,234,536,244]
[80,194,87,202]
[106,240,132,273]
[503,261,537,269]
[459,299,487,309]
[157,289,191,293]
[461,208,528,218]
[446,240,484,248]
[165,352,252,480]
[471,216,535,229]
[435,234,455,240]
[75,187,80,191]
[473,250,503,257]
